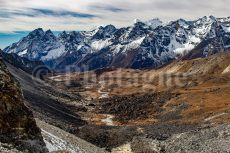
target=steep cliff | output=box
[0,51,48,153]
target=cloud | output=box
[31,8,97,18]
[0,0,229,32]
[88,4,127,12]
[0,11,10,18]
[0,8,97,18]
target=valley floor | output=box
[5,52,230,152]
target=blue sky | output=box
[0,31,61,49]
[0,0,229,48]
[0,32,28,49]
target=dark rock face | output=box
[0,52,48,153]
[1,52,45,74]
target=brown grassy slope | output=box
[48,52,230,126]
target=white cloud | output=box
[0,0,229,32]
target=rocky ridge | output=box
[3,16,230,71]
[0,50,48,153]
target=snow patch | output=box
[112,37,145,55]
[42,45,66,61]
[174,43,195,55]
[126,36,145,50]
[133,19,142,24]
[222,26,230,33]
[145,18,163,29]
[91,39,112,51]
[178,20,190,29]
[170,31,202,55]
[168,35,189,55]
[77,45,83,51]
[18,49,28,56]
[112,44,123,55]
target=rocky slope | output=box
[0,51,48,152]
[3,16,230,71]
[1,52,45,74]
[36,119,108,153]
[1,50,109,152]
[131,123,230,153]
[46,52,230,151]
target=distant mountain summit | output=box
[3,16,230,71]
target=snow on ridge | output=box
[129,36,145,48]
[77,45,83,51]
[145,18,163,29]
[222,25,230,33]
[218,17,230,22]
[174,35,201,55]
[178,20,190,29]
[18,49,28,56]
[121,36,145,53]
[133,19,142,24]
[4,16,230,70]
[41,45,66,61]
[111,36,145,55]
[91,39,112,51]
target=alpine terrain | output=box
[3,16,230,71]
[1,15,230,153]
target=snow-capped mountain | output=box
[3,16,230,71]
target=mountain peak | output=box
[209,15,216,20]
[145,18,163,29]
[31,28,44,34]
[91,24,117,40]
[59,31,68,37]
[45,29,53,34]
[3,16,230,70]
[102,24,116,33]
[199,15,217,23]
[44,29,56,40]
[104,24,116,29]
[133,19,142,24]
[27,28,45,39]
[93,24,116,32]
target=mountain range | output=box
[3,16,230,71]
[1,15,230,153]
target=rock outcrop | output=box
[0,50,48,153]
